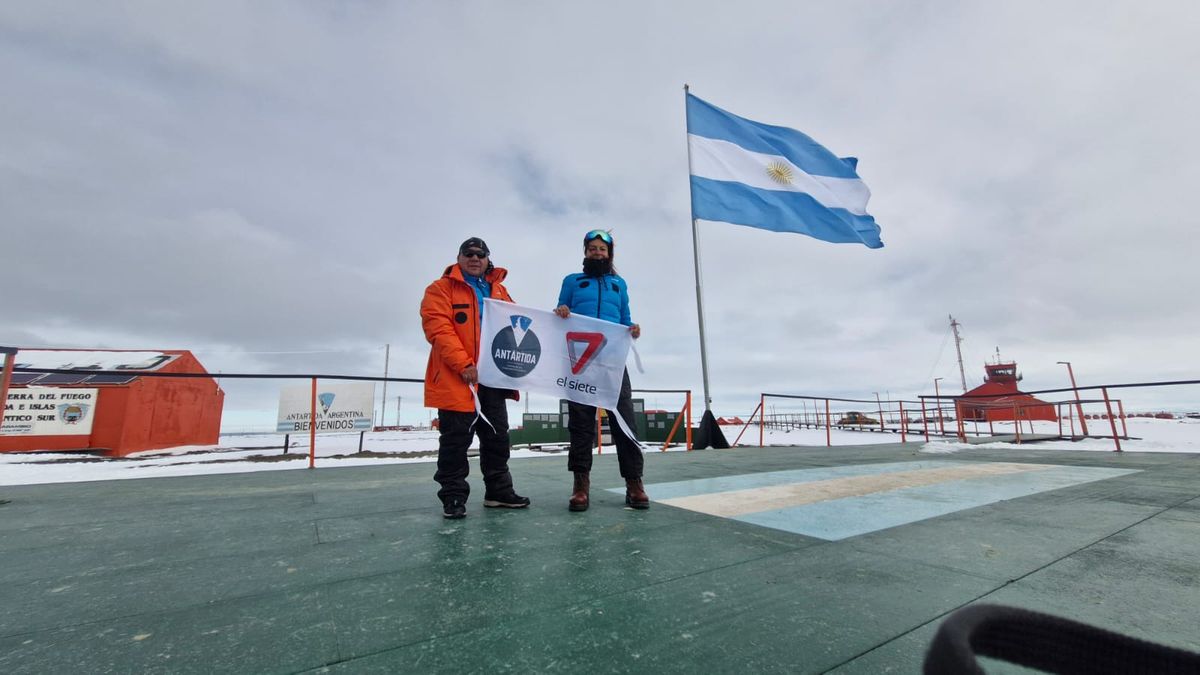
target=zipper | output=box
[595,274,604,319]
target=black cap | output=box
[459,237,489,256]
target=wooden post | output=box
[899,401,907,443]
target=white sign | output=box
[2,388,98,436]
[478,299,633,410]
[276,382,375,434]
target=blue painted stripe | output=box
[733,465,1138,541]
[691,176,883,248]
[637,460,969,500]
[686,94,859,178]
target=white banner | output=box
[478,299,632,410]
[2,388,97,436]
[276,381,375,434]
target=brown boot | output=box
[569,472,590,512]
[625,478,650,510]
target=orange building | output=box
[0,349,224,456]
[958,361,1056,422]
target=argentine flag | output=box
[687,94,883,249]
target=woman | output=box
[553,229,648,511]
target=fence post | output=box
[1117,400,1128,438]
[825,399,831,447]
[686,390,693,451]
[309,377,318,469]
[1102,388,1122,452]
[937,396,946,436]
[759,394,765,447]
[663,402,687,451]
[1012,403,1021,444]
[283,433,290,456]
[955,400,966,442]
[899,401,907,443]
[920,399,930,442]
[0,348,16,433]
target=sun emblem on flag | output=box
[766,161,795,186]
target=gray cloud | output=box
[3,1,1199,427]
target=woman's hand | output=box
[554,304,571,318]
[630,323,641,339]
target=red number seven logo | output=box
[566,331,608,375]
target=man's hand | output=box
[461,365,479,384]
[630,323,641,339]
[554,304,570,318]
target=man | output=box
[421,237,530,519]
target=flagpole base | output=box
[693,410,730,449]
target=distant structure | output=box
[958,352,1056,422]
[0,349,224,456]
[949,315,968,393]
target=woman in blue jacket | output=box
[553,229,648,512]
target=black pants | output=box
[567,370,643,479]
[434,385,514,504]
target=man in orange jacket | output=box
[421,237,530,519]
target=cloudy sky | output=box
[3,1,1198,427]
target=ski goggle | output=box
[583,229,612,245]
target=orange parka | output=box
[421,263,515,412]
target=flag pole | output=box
[683,84,713,412]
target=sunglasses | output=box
[461,249,488,259]
[583,229,612,245]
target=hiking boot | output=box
[625,478,650,510]
[568,472,590,512]
[483,491,531,509]
[442,499,466,519]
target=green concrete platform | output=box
[2,443,1198,673]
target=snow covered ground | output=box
[1,417,1197,487]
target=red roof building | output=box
[1,349,224,456]
[958,361,1056,422]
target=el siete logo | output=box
[491,314,541,377]
[566,331,607,375]
[556,331,608,396]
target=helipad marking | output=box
[657,462,1049,517]
[615,460,1138,541]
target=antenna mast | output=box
[949,315,968,392]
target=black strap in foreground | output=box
[924,604,1200,675]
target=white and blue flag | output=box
[687,94,883,249]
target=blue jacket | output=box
[557,272,632,326]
